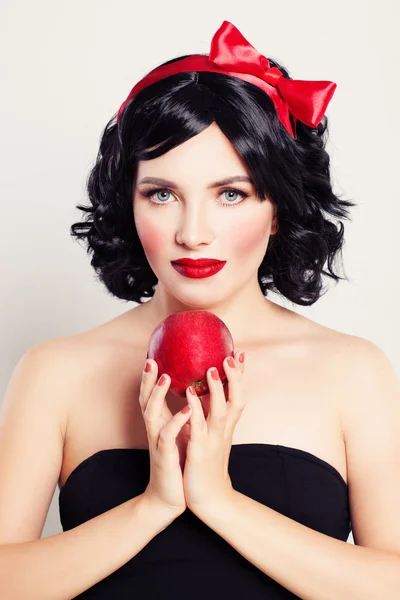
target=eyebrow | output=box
[138,175,254,189]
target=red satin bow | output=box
[117,21,337,138]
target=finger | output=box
[143,372,171,445]
[223,354,246,428]
[145,372,171,418]
[206,366,227,429]
[158,403,192,452]
[138,358,159,412]
[186,386,207,439]
[236,349,246,375]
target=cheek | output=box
[135,214,166,257]
[233,217,269,253]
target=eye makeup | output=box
[139,186,250,208]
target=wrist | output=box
[189,488,239,522]
[137,492,185,527]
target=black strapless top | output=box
[59,444,351,599]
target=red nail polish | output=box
[158,374,167,386]
[211,368,220,380]
[227,357,235,369]
[239,352,245,363]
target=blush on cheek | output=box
[135,218,166,257]
[234,218,268,252]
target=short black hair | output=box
[70,54,356,306]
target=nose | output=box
[175,202,215,249]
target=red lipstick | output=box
[171,258,226,279]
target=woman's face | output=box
[132,122,277,309]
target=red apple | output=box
[147,310,235,398]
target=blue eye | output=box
[141,187,249,208]
[151,189,171,203]
[221,189,244,204]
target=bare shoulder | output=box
[9,336,84,429]
[318,332,400,554]
[290,311,386,363]
[21,330,137,439]
[281,313,396,420]
[312,328,400,437]
[322,330,398,394]
[27,331,124,376]
[316,319,395,369]
[332,334,399,424]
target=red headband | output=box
[116,20,337,139]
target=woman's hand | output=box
[139,359,193,517]
[182,350,246,513]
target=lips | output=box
[171,260,226,279]
[171,258,225,267]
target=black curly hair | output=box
[70,53,356,306]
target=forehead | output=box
[136,122,250,184]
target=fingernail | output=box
[227,357,235,369]
[211,367,220,380]
[239,352,245,364]
[158,374,167,386]
[189,385,196,395]
[144,360,151,373]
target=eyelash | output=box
[141,187,249,208]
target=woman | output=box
[1,20,400,600]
